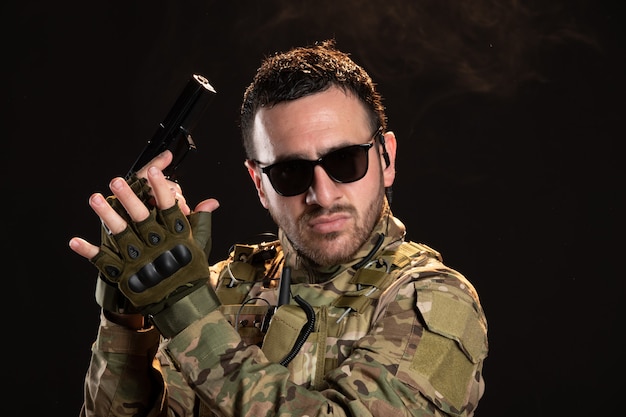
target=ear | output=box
[380,131,397,188]
[244,160,269,208]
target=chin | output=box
[310,234,357,265]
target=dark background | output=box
[4,1,623,415]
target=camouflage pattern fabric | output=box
[80,205,488,417]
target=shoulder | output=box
[377,246,489,414]
[388,241,482,309]
[378,244,488,362]
[407,263,488,359]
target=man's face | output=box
[246,87,396,267]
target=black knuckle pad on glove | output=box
[89,176,216,316]
[89,201,211,310]
[126,243,192,293]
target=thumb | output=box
[194,198,220,213]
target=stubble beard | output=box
[272,191,385,268]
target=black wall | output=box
[4,1,623,415]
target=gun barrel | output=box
[126,74,216,179]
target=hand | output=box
[69,151,219,260]
[69,150,220,312]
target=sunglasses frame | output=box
[255,127,383,196]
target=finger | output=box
[68,237,100,260]
[146,166,176,210]
[167,180,191,215]
[109,177,151,223]
[175,192,190,215]
[194,198,220,213]
[89,192,129,235]
[135,150,174,178]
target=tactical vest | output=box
[213,238,442,389]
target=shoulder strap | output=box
[332,241,440,313]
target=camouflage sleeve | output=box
[346,267,488,416]
[163,265,488,417]
[80,312,167,417]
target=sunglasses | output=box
[255,127,382,197]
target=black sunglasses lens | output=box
[323,145,369,183]
[266,143,371,196]
[267,160,313,196]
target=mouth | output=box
[307,212,351,234]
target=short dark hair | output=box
[240,39,387,159]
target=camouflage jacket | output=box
[81,205,488,417]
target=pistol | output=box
[95,74,216,315]
[125,74,217,180]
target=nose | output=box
[305,165,342,207]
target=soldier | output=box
[69,39,488,416]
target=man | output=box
[69,39,488,416]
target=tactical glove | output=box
[91,176,220,336]
[94,175,154,314]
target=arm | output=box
[71,154,219,417]
[95,74,216,317]
[73,73,218,416]
[73,159,485,416]
[163,263,487,416]
[80,312,166,417]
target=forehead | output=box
[251,87,371,161]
